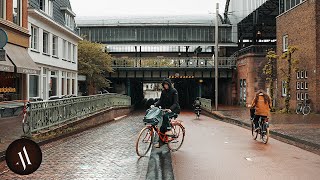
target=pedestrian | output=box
[250,89,271,131]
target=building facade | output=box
[0,0,40,102]
[276,0,320,113]
[27,0,82,100]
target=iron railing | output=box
[233,45,276,57]
[25,94,131,134]
[199,98,212,112]
[112,57,236,69]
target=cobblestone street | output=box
[0,113,149,180]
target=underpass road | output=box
[0,112,149,180]
[172,112,320,180]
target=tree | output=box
[280,46,299,113]
[263,49,278,111]
[78,40,113,95]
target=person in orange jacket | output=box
[250,90,271,131]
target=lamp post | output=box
[214,3,219,111]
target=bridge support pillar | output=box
[126,79,131,97]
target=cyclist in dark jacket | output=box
[154,78,180,146]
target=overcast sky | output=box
[70,0,226,17]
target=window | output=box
[29,75,39,98]
[68,42,72,60]
[282,81,287,97]
[305,93,308,100]
[283,35,288,52]
[43,31,49,54]
[305,70,308,78]
[72,79,75,94]
[13,0,22,25]
[39,0,45,11]
[73,45,76,63]
[305,82,308,89]
[300,93,304,100]
[0,0,6,19]
[65,13,75,30]
[50,71,58,97]
[301,81,304,89]
[63,40,67,59]
[52,35,58,56]
[300,70,304,78]
[296,71,300,79]
[296,92,300,101]
[31,25,39,50]
[296,82,300,90]
[48,0,53,16]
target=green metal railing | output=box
[112,57,236,69]
[25,94,131,134]
[199,98,212,112]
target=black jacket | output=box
[155,78,181,114]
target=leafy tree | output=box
[78,40,113,94]
[263,49,277,111]
[280,46,299,113]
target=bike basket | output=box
[143,107,163,126]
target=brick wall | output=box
[276,0,319,112]
[236,54,267,106]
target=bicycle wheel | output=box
[261,128,270,144]
[168,124,185,151]
[295,105,301,114]
[136,127,153,157]
[251,122,258,140]
[302,106,311,115]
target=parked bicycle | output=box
[22,101,31,134]
[250,109,270,144]
[135,107,185,157]
[296,99,311,115]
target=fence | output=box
[25,94,131,134]
[199,98,212,112]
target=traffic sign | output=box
[0,28,8,49]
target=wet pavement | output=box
[172,112,320,180]
[0,113,149,180]
[0,116,23,154]
[213,106,320,147]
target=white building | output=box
[27,0,82,100]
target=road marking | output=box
[224,142,229,144]
[245,158,253,161]
[114,115,127,121]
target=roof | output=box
[76,15,221,27]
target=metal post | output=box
[215,3,219,111]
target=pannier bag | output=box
[143,107,163,126]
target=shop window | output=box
[29,75,39,98]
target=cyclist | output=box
[154,78,181,147]
[250,90,271,131]
[193,97,201,115]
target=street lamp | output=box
[214,3,219,111]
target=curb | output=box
[145,137,175,180]
[0,106,133,162]
[204,110,320,155]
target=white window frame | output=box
[13,0,22,26]
[300,70,304,78]
[305,82,308,90]
[301,81,304,89]
[39,0,46,12]
[296,71,300,79]
[296,92,300,101]
[283,35,288,52]
[0,0,6,19]
[296,82,300,90]
[282,81,287,97]
[48,0,53,16]
[300,93,304,100]
[305,93,308,100]
[68,42,72,61]
[43,31,49,54]
[63,39,67,59]
[52,35,58,57]
[73,45,76,63]
[29,74,40,98]
[49,70,58,97]
[305,70,308,79]
[31,25,39,50]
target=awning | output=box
[4,44,40,74]
[0,49,14,72]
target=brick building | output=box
[0,0,40,101]
[276,0,320,113]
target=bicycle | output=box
[135,108,185,157]
[22,101,31,135]
[250,109,270,144]
[296,99,311,115]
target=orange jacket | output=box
[251,94,271,117]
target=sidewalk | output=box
[211,106,320,154]
[0,115,23,159]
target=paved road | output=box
[0,113,149,180]
[172,112,320,180]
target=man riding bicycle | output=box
[250,90,271,131]
[154,78,181,147]
[193,97,201,109]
